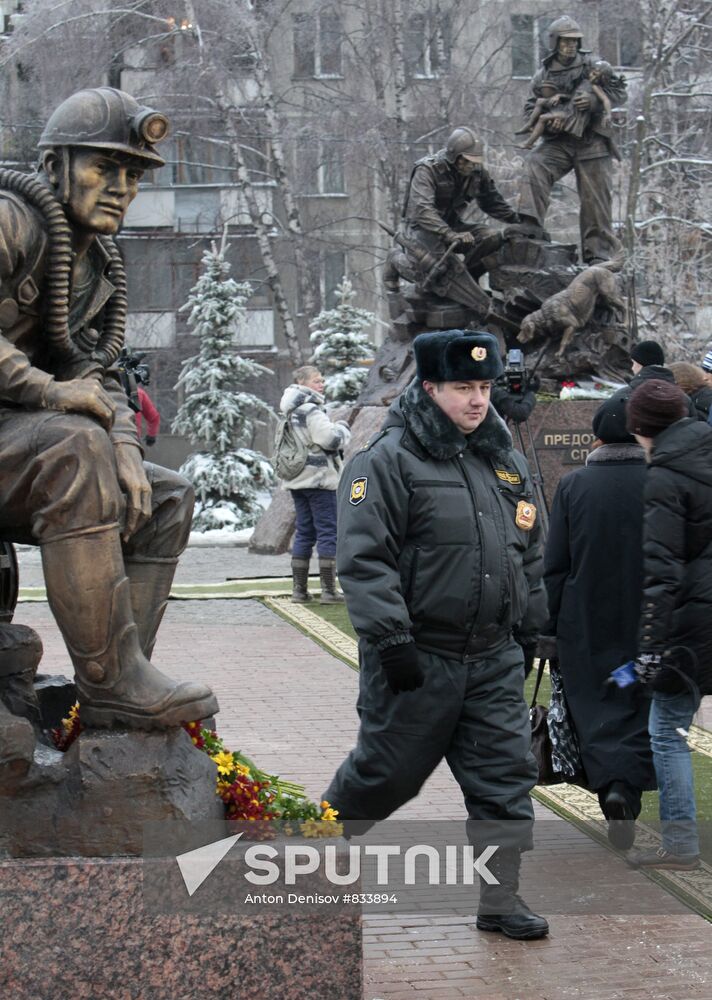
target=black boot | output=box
[476,848,549,940]
[290,558,312,603]
[601,781,638,851]
[318,558,345,604]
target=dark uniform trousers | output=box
[0,408,192,557]
[325,636,537,851]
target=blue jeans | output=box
[290,488,337,559]
[649,689,701,857]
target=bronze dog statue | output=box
[518,252,626,357]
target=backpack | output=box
[272,414,309,480]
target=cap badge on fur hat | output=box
[413,329,504,382]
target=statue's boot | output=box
[124,557,179,659]
[0,698,34,778]
[41,530,219,730]
[0,623,42,725]
[0,625,41,777]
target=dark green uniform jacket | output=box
[336,381,546,659]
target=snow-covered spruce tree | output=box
[172,243,274,532]
[308,276,376,402]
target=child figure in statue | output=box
[516,62,614,149]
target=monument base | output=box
[0,856,363,1000]
[512,397,606,508]
[0,726,224,858]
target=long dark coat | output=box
[544,443,656,793]
[638,418,712,693]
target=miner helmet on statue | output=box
[445,127,484,165]
[547,15,584,52]
[38,87,169,168]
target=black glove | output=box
[145,435,156,447]
[521,643,538,678]
[379,643,425,695]
[527,374,541,393]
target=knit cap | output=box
[592,398,634,444]
[701,350,712,374]
[626,379,688,438]
[630,340,664,367]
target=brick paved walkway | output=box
[15,580,712,1000]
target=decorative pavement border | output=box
[262,597,359,671]
[18,578,324,603]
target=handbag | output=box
[529,654,563,786]
[547,657,585,785]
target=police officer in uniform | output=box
[517,16,627,263]
[0,88,217,770]
[324,330,548,940]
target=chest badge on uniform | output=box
[515,500,536,530]
[495,469,521,485]
[471,346,487,361]
[349,477,368,505]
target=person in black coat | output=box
[544,401,656,850]
[625,380,712,871]
[595,340,696,433]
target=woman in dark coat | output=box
[624,380,712,871]
[544,398,656,848]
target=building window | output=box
[511,14,548,78]
[322,251,346,309]
[405,12,451,79]
[293,10,342,78]
[297,250,346,313]
[300,139,345,195]
[599,14,642,68]
[172,136,234,185]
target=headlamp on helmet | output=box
[132,110,170,146]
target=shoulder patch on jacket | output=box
[349,477,368,505]
[495,468,521,485]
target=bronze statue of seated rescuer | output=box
[0,88,218,750]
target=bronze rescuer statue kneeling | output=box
[0,88,218,748]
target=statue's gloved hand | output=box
[450,231,475,248]
[114,443,153,541]
[43,378,116,432]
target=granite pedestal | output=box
[0,856,363,1000]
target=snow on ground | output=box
[188,526,253,547]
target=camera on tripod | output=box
[116,349,151,414]
[117,348,151,387]
[501,348,529,395]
